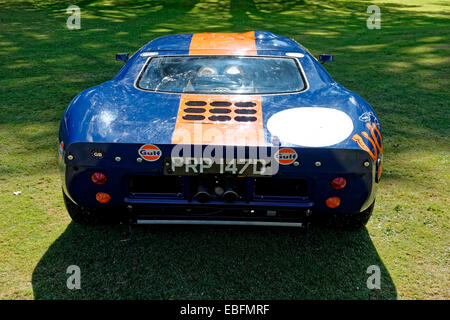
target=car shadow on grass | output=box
[32,222,396,299]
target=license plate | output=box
[164,157,273,176]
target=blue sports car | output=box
[59,31,383,229]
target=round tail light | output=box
[331,177,347,190]
[325,196,341,208]
[96,192,111,204]
[91,172,107,185]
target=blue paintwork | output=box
[59,31,382,217]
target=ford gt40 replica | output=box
[59,31,383,229]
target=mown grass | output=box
[0,0,448,299]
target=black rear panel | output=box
[128,175,308,200]
[129,175,183,194]
[254,178,308,197]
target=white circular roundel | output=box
[267,107,354,147]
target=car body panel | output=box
[59,31,382,222]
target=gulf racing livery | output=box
[59,31,382,229]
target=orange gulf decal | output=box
[352,122,383,161]
[171,94,265,146]
[367,122,383,153]
[189,31,257,55]
[361,131,378,159]
[352,134,377,161]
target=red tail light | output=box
[96,192,111,203]
[330,177,347,190]
[325,196,341,208]
[91,172,107,185]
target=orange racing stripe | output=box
[171,32,263,146]
[189,31,257,55]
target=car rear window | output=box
[137,56,306,94]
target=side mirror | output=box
[319,54,334,63]
[116,53,129,62]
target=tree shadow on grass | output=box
[32,222,396,299]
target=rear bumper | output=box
[61,142,377,221]
[125,197,314,224]
[135,219,304,227]
[124,197,313,209]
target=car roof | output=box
[140,31,308,55]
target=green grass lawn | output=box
[0,0,448,299]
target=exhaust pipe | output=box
[223,187,239,203]
[194,184,211,203]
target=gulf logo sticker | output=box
[138,144,162,162]
[274,148,298,165]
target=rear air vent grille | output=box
[184,108,206,113]
[235,102,256,108]
[183,115,205,121]
[235,109,256,114]
[208,115,231,122]
[180,99,261,123]
[210,108,231,114]
[185,101,207,106]
[235,116,257,122]
[210,101,232,107]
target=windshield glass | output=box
[137,56,305,94]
